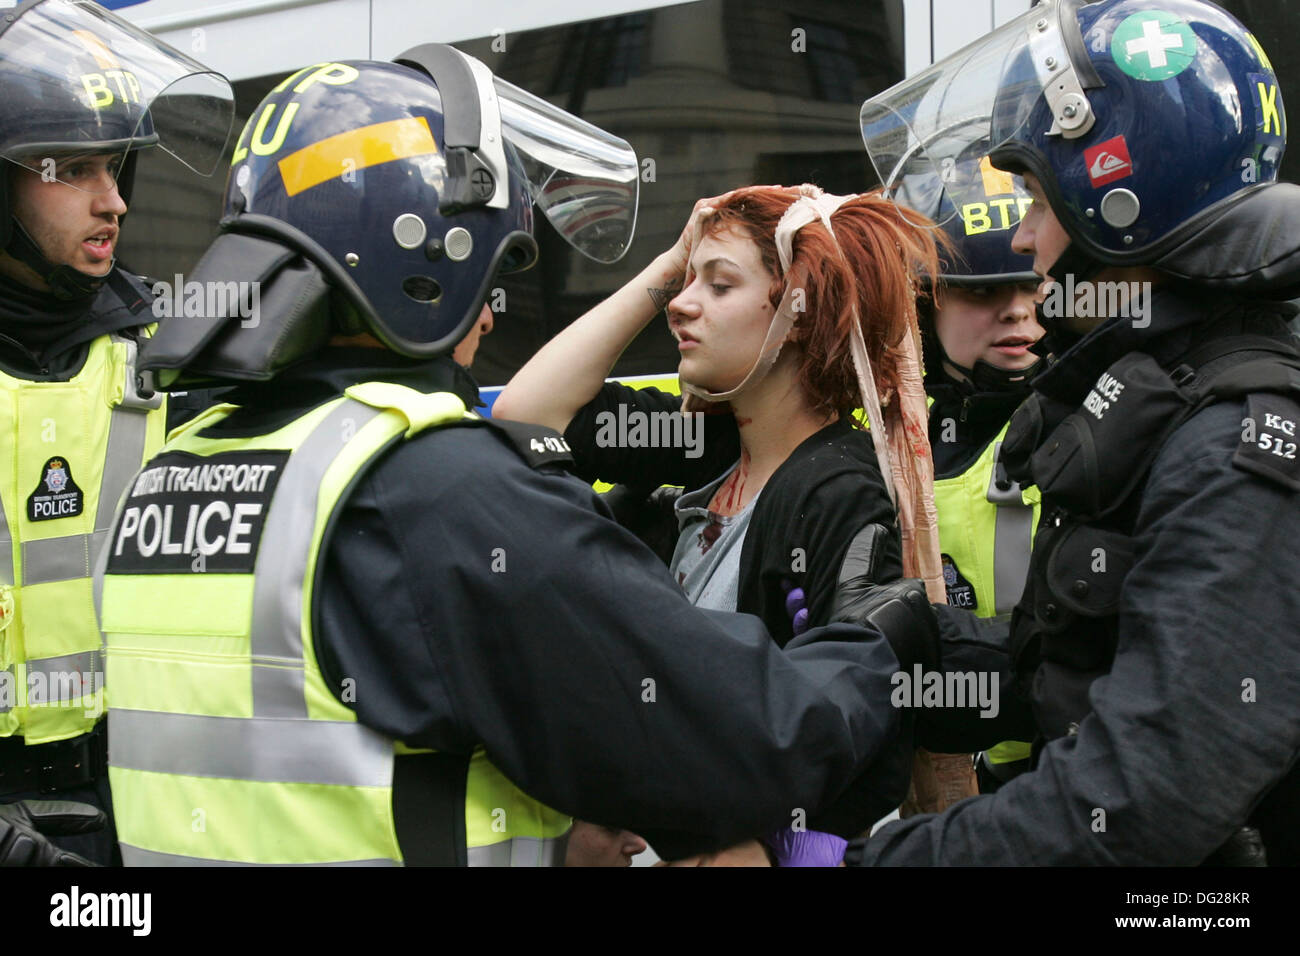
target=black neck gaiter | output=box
[0,270,96,362]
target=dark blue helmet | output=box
[143,45,639,380]
[896,152,1038,287]
[225,48,639,359]
[224,58,541,358]
[862,0,1292,290]
[987,0,1284,266]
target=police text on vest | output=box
[107,450,289,574]
[114,500,262,558]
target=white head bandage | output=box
[680,185,897,506]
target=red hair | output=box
[702,187,943,422]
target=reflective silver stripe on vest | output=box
[21,532,98,586]
[24,650,102,702]
[986,441,1034,616]
[110,708,393,786]
[249,400,385,718]
[0,654,99,712]
[18,404,150,587]
[119,843,398,867]
[96,396,153,530]
[466,835,569,867]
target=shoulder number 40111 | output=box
[529,436,571,454]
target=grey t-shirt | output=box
[668,464,759,612]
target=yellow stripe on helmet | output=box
[277,116,437,198]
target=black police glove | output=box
[842,835,870,867]
[829,525,940,675]
[0,800,104,866]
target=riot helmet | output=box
[861,0,1293,293]
[894,148,1042,390]
[140,45,639,386]
[0,0,234,296]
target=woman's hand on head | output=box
[663,196,719,276]
[663,188,770,276]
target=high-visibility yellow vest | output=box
[931,406,1041,766]
[99,382,571,865]
[0,333,165,743]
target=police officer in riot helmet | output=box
[0,0,233,865]
[895,152,1044,793]
[94,45,937,866]
[852,0,1300,866]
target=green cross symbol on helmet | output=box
[1111,10,1198,82]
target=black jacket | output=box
[926,370,1032,479]
[565,383,903,647]
[0,269,152,380]
[205,349,912,860]
[862,286,1300,865]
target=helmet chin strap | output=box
[941,348,1042,394]
[6,217,109,300]
[1033,239,1106,354]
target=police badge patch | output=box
[941,553,978,610]
[27,457,84,521]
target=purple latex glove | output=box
[781,580,810,636]
[762,828,848,867]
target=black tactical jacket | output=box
[862,286,1300,865]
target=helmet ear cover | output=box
[139,229,333,390]
[228,207,537,359]
[139,212,542,385]
[213,211,502,359]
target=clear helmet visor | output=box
[0,0,234,192]
[495,77,639,263]
[861,1,1077,226]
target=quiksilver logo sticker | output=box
[27,457,84,522]
[1085,136,1134,188]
